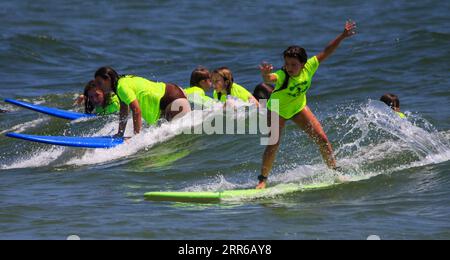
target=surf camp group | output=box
[3,21,408,188]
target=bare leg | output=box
[291,106,336,169]
[258,112,286,189]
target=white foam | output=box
[187,175,240,192]
[0,118,49,135]
[66,109,209,166]
[189,145,450,197]
[1,146,65,170]
[396,150,450,170]
[186,100,450,195]
[0,103,17,112]
[337,100,449,158]
[3,99,449,182]
[0,107,225,169]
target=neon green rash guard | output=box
[396,111,406,119]
[95,93,120,115]
[184,86,214,107]
[268,56,320,120]
[116,76,166,125]
[213,83,253,103]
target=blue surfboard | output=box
[5,133,124,149]
[4,98,96,121]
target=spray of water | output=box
[0,118,49,135]
[188,100,450,197]
[2,99,449,197]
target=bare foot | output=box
[256,181,267,189]
[334,174,351,183]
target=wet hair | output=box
[83,80,112,114]
[253,83,274,101]
[83,80,98,114]
[94,66,120,94]
[190,66,211,87]
[213,67,234,101]
[283,45,308,64]
[380,93,400,110]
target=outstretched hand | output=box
[259,62,273,76]
[73,95,85,106]
[343,20,357,38]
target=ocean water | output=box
[0,0,449,239]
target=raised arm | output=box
[259,63,277,84]
[316,20,356,63]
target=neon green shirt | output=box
[95,94,120,115]
[116,76,166,125]
[184,86,214,108]
[268,56,320,119]
[213,83,252,103]
[396,111,406,119]
[185,86,205,96]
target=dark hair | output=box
[283,45,308,64]
[94,66,120,94]
[83,80,98,114]
[380,93,400,110]
[253,83,274,101]
[83,80,112,114]
[190,66,211,87]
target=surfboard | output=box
[4,98,96,121]
[144,182,336,203]
[5,132,124,149]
